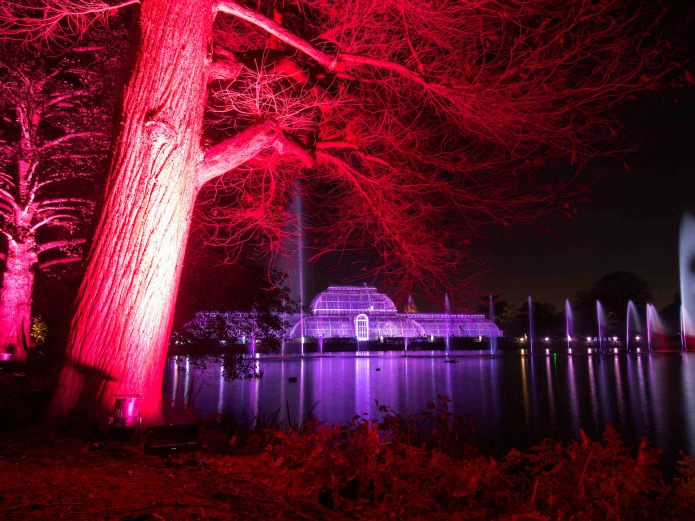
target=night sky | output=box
[476,0,695,311]
[482,90,695,310]
[173,0,695,315]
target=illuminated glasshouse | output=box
[182,285,502,353]
[288,286,502,341]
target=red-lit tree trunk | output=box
[0,239,37,361]
[50,0,215,425]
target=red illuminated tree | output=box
[0,38,123,361]
[2,0,673,424]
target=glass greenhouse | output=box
[287,286,501,340]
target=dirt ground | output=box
[0,431,346,521]
[0,368,347,521]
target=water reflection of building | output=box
[287,285,501,344]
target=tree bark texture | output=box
[50,0,215,425]
[0,239,38,362]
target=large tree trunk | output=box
[50,0,215,426]
[0,239,37,362]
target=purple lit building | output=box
[182,285,502,354]
[286,286,501,352]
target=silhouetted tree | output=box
[475,294,513,334]
[2,0,674,424]
[575,271,653,331]
[510,300,562,339]
[175,238,298,354]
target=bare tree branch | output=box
[29,213,81,233]
[216,1,336,70]
[38,255,83,270]
[36,132,104,151]
[0,0,139,44]
[197,121,280,189]
[38,238,86,253]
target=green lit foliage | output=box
[30,315,47,346]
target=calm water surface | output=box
[162,351,695,462]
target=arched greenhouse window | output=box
[355,314,369,341]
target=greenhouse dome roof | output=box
[310,286,398,315]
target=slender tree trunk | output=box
[50,0,215,426]
[0,239,37,362]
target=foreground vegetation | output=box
[2,379,694,520]
[220,399,695,520]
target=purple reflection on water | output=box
[163,352,695,464]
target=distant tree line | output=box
[481,271,681,340]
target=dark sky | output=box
[479,0,695,312]
[481,90,695,311]
[298,89,695,313]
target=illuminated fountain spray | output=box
[444,292,451,360]
[646,303,659,351]
[565,299,573,353]
[279,180,308,357]
[680,212,695,351]
[404,294,415,356]
[596,300,605,352]
[489,295,498,356]
[528,296,534,355]
[288,180,306,357]
[626,300,642,352]
[682,306,687,352]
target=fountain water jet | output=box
[404,294,415,357]
[626,300,642,352]
[680,213,695,351]
[596,300,606,353]
[283,180,306,356]
[489,295,498,356]
[528,296,534,355]
[646,303,655,351]
[565,299,573,353]
[646,303,664,351]
[682,305,687,351]
[444,293,451,360]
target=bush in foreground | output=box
[197,398,695,519]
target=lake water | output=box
[162,351,695,465]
